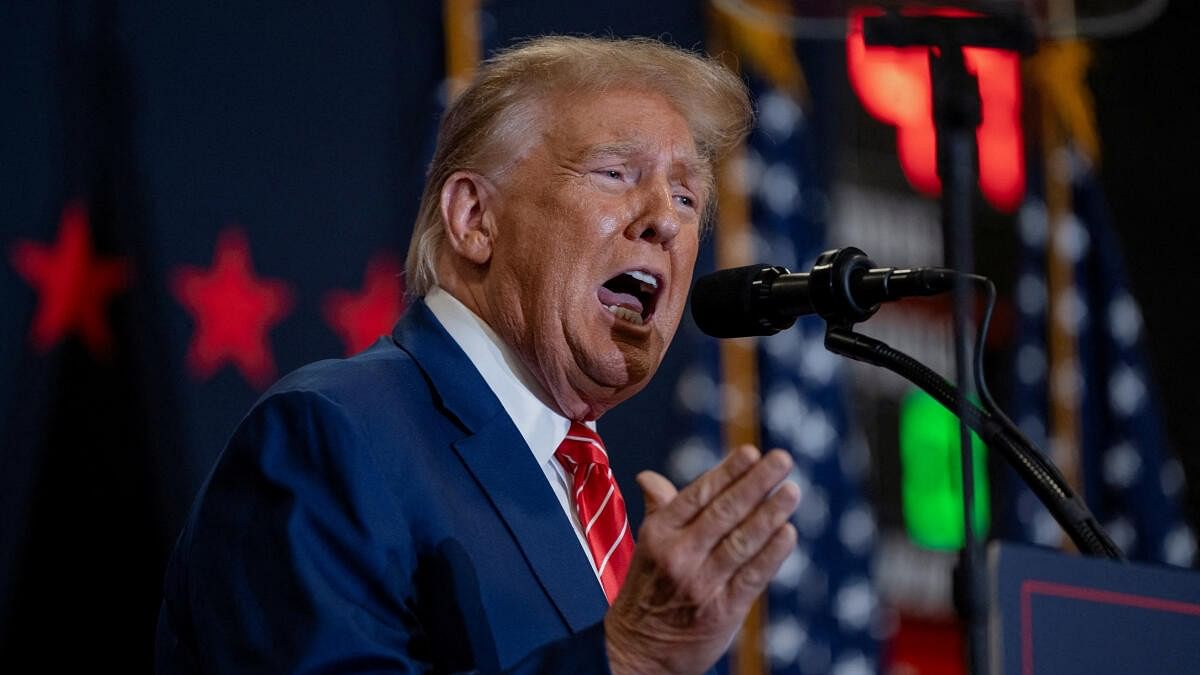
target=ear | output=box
[440,170,495,266]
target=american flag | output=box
[663,64,880,674]
[1004,142,1195,567]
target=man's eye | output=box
[677,195,695,208]
[600,169,624,180]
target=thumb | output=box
[636,470,678,516]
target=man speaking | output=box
[157,36,802,674]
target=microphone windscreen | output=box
[690,265,776,338]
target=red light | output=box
[847,7,1025,213]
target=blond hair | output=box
[404,35,752,296]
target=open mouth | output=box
[597,269,661,326]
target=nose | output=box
[624,180,682,247]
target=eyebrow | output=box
[577,141,642,165]
[579,141,712,187]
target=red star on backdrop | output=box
[9,201,131,358]
[171,227,294,389]
[322,254,405,355]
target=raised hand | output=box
[604,445,801,675]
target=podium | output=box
[988,543,1200,675]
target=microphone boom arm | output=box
[822,323,1124,560]
[691,248,1124,559]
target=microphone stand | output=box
[822,323,1123,563]
[822,320,1122,671]
[691,246,1127,669]
[861,9,1037,674]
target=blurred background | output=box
[2,1,1196,673]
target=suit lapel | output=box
[392,301,609,632]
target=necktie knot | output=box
[554,421,610,470]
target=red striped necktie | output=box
[554,421,634,604]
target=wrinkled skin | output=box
[436,88,800,675]
[436,88,705,420]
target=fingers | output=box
[610,446,801,675]
[636,471,678,516]
[687,449,794,552]
[657,444,761,527]
[702,477,800,583]
[724,523,798,616]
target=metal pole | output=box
[931,45,987,675]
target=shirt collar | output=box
[424,286,592,465]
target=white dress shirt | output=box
[424,287,605,585]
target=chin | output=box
[559,300,679,417]
[559,343,655,417]
[599,349,659,405]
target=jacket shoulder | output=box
[263,336,429,407]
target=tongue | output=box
[597,286,644,315]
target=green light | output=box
[899,388,990,549]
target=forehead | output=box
[539,89,708,177]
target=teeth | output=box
[605,304,644,325]
[627,270,658,288]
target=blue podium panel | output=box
[988,543,1200,675]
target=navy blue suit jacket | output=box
[156,300,613,673]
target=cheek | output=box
[595,213,624,238]
[659,247,698,321]
[673,239,700,287]
[532,197,604,261]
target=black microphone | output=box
[690,247,956,338]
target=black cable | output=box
[966,276,1072,495]
[963,274,1125,559]
[822,270,1125,559]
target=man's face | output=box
[481,88,708,420]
